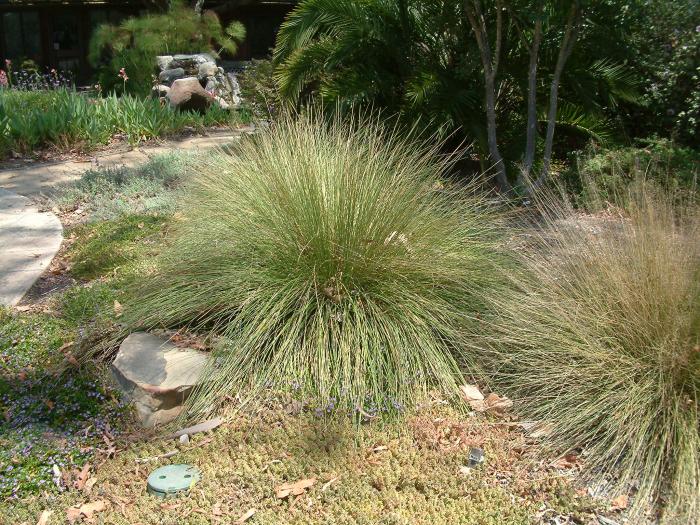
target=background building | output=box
[0,0,294,83]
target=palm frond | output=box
[540,101,613,143]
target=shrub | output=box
[122,113,508,419]
[567,138,699,207]
[89,0,245,96]
[482,183,699,522]
[238,58,281,120]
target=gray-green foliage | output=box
[123,113,508,419]
[51,151,194,221]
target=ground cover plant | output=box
[116,113,509,420]
[50,151,193,221]
[0,89,248,159]
[2,401,602,525]
[0,308,129,499]
[482,183,700,523]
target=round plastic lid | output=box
[147,464,201,498]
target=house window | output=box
[2,11,41,63]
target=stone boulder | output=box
[154,53,240,110]
[169,53,216,75]
[159,67,185,84]
[167,77,213,113]
[198,62,219,80]
[111,332,208,427]
[156,55,174,71]
[152,84,170,98]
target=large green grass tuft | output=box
[483,183,699,523]
[124,113,508,419]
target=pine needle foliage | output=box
[124,112,508,419]
[482,183,699,523]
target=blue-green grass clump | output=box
[124,113,508,419]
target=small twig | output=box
[135,450,178,464]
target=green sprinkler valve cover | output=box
[147,464,201,499]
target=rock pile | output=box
[153,53,241,112]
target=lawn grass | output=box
[68,214,168,280]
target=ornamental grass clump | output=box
[125,113,507,419]
[483,183,699,523]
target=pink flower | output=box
[4,59,11,68]
[0,70,7,87]
[118,67,129,81]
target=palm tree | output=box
[274,0,641,192]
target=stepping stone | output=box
[0,189,62,306]
[112,332,209,427]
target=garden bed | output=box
[0,151,630,525]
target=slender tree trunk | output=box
[539,2,580,186]
[519,18,542,186]
[193,0,205,16]
[465,0,512,193]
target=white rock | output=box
[156,55,173,71]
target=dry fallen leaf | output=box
[113,300,123,317]
[552,452,581,469]
[459,384,484,402]
[236,508,256,523]
[169,417,223,439]
[36,510,52,525]
[484,392,513,413]
[58,341,74,353]
[83,477,98,494]
[321,476,340,492]
[64,352,80,367]
[66,500,107,523]
[65,508,82,524]
[74,463,91,491]
[275,478,316,499]
[610,494,629,511]
[459,384,489,411]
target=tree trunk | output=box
[539,2,580,186]
[519,18,542,187]
[193,0,205,16]
[465,1,512,193]
[483,71,509,192]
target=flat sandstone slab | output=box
[112,332,209,427]
[0,189,62,306]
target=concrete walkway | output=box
[0,189,63,306]
[0,129,249,198]
[0,129,247,305]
